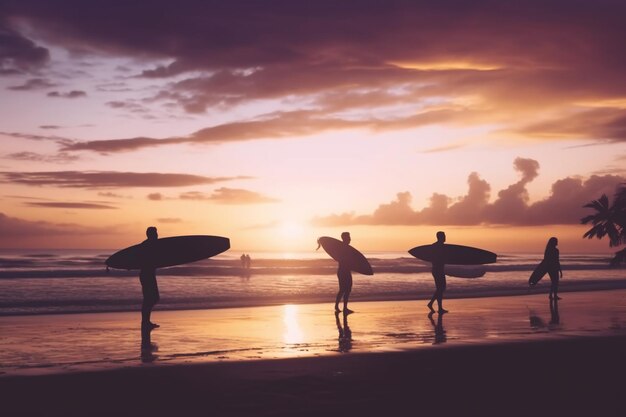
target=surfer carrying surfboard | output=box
[544,237,563,300]
[427,231,448,314]
[140,227,160,329]
[335,232,354,314]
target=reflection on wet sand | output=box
[529,298,562,332]
[427,311,447,344]
[140,326,158,363]
[0,290,623,376]
[335,311,352,352]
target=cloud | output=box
[39,125,62,129]
[0,131,75,148]
[47,90,87,98]
[147,188,278,204]
[2,1,625,151]
[0,212,108,237]
[517,108,626,143]
[4,151,80,163]
[23,202,117,209]
[97,191,129,199]
[7,78,57,91]
[0,170,251,188]
[180,187,279,204]
[313,158,625,226]
[156,217,182,223]
[0,26,49,74]
[59,108,458,153]
[421,143,466,153]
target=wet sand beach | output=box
[1,290,625,416]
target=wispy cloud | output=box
[180,188,279,204]
[4,151,80,164]
[8,78,57,91]
[0,171,251,188]
[24,202,118,209]
[47,90,87,98]
[156,217,183,223]
[0,212,114,237]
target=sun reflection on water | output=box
[283,304,304,344]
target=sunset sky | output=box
[1,0,624,253]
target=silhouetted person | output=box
[335,232,354,314]
[335,310,353,352]
[544,237,563,300]
[428,311,447,344]
[140,226,160,329]
[245,253,251,269]
[240,253,246,268]
[427,231,448,313]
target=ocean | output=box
[0,250,624,316]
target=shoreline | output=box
[2,279,625,317]
[1,289,624,379]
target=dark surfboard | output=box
[444,265,487,279]
[106,235,230,270]
[408,244,497,265]
[317,236,373,275]
[528,261,548,286]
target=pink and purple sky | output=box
[1,1,624,253]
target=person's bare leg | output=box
[343,290,354,314]
[427,293,436,312]
[437,290,448,313]
[334,290,343,312]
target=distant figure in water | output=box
[245,253,251,269]
[140,226,160,329]
[240,253,246,268]
[544,237,563,300]
[335,232,354,314]
[427,231,448,313]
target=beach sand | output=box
[1,290,625,416]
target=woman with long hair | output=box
[544,237,563,300]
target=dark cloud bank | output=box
[2,1,626,152]
[313,158,625,226]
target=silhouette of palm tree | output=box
[581,185,626,265]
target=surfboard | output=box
[528,261,548,286]
[106,235,230,270]
[444,265,487,279]
[317,236,373,275]
[408,244,497,265]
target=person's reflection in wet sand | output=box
[528,311,546,330]
[428,311,447,344]
[528,299,561,332]
[140,326,158,363]
[549,298,560,327]
[335,311,353,352]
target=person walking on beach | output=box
[544,237,563,300]
[427,231,448,313]
[140,226,160,329]
[335,232,354,314]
